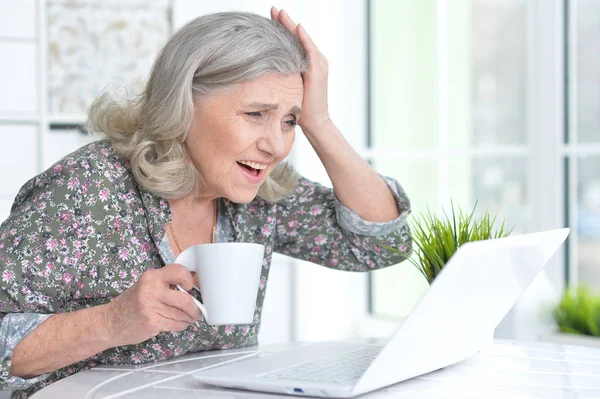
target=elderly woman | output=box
[0,8,411,398]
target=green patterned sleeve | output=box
[274,176,412,271]
[0,158,106,389]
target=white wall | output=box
[0,0,40,223]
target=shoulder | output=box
[43,139,129,185]
[11,140,136,212]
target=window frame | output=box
[564,0,600,288]
[363,0,568,339]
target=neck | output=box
[169,190,217,222]
[173,194,214,210]
[173,182,217,209]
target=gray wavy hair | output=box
[87,12,308,202]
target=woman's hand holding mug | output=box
[100,263,202,347]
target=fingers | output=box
[158,263,194,291]
[277,9,298,33]
[162,289,203,321]
[156,305,194,332]
[270,6,279,20]
[270,8,320,58]
[168,320,191,332]
[191,271,200,288]
[157,301,194,323]
[297,24,320,56]
[148,264,202,320]
[270,7,297,35]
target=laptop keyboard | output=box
[261,345,382,384]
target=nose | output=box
[256,125,286,159]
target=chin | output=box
[227,189,261,204]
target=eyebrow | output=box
[246,102,302,115]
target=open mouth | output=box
[236,161,268,183]
[237,162,261,176]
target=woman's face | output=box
[186,73,303,203]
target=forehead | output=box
[228,73,304,105]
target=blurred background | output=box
[0,0,598,347]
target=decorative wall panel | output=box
[47,0,171,115]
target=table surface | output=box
[30,339,600,399]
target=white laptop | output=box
[192,228,570,398]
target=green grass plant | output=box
[383,202,512,284]
[553,287,600,337]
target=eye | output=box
[245,111,296,128]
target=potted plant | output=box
[542,287,600,348]
[384,202,512,284]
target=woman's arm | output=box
[275,176,411,271]
[9,306,111,379]
[9,264,201,379]
[10,264,202,378]
[301,121,399,223]
[271,9,398,223]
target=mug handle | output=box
[175,284,209,323]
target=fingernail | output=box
[272,6,279,12]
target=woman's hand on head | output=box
[270,7,332,133]
[100,263,203,347]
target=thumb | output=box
[158,263,194,291]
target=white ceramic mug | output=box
[174,243,264,325]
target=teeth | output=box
[239,161,268,170]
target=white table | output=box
[31,339,600,398]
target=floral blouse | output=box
[0,140,411,398]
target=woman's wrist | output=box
[300,118,400,222]
[300,118,344,155]
[96,302,117,349]
[10,305,116,379]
